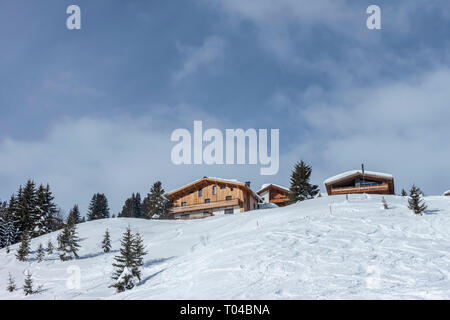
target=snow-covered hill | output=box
[2,194,450,299]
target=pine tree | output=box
[68,204,81,225]
[23,271,35,295]
[142,181,169,219]
[15,230,31,262]
[289,161,319,203]
[57,220,80,261]
[17,180,39,237]
[0,217,17,249]
[7,273,16,292]
[131,232,147,281]
[401,189,407,197]
[110,227,145,292]
[47,240,54,254]
[408,185,427,215]
[36,243,45,262]
[87,193,110,221]
[382,197,389,210]
[39,184,58,234]
[102,229,112,253]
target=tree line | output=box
[0,180,171,250]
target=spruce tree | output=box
[47,239,54,254]
[17,180,39,237]
[408,185,427,215]
[23,271,34,295]
[110,227,146,292]
[68,204,81,225]
[87,193,110,221]
[15,230,31,262]
[401,189,407,197]
[57,220,80,261]
[142,181,169,219]
[131,232,147,281]
[36,243,45,262]
[102,229,112,253]
[7,273,16,292]
[289,161,319,203]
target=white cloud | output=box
[173,36,227,82]
[283,68,450,194]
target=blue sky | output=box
[1,0,450,215]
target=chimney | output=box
[245,181,251,188]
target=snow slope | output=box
[1,194,450,300]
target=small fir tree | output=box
[36,243,45,262]
[15,231,31,262]
[110,227,146,292]
[7,273,16,292]
[57,221,80,261]
[408,185,427,215]
[47,240,54,254]
[401,189,408,197]
[23,271,34,295]
[102,229,112,253]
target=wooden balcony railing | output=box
[331,183,389,195]
[170,198,241,214]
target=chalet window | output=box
[213,186,217,195]
[198,188,203,197]
[220,186,226,190]
[225,208,234,214]
[205,199,211,203]
[181,202,186,207]
[226,196,232,201]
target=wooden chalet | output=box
[444,190,450,197]
[257,184,290,207]
[324,170,395,196]
[165,177,260,220]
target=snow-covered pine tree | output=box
[68,204,81,225]
[289,161,319,203]
[87,193,110,221]
[15,230,31,262]
[7,273,16,292]
[382,197,389,210]
[57,220,80,261]
[131,232,147,281]
[401,189,407,197]
[47,239,54,254]
[142,181,169,219]
[0,217,17,249]
[36,243,45,262]
[23,271,35,295]
[102,229,111,253]
[408,185,427,215]
[110,227,139,292]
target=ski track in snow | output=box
[1,194,450,299]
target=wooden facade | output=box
[257,184,290,207]
[165,177,259,220]
[324,171,395,196]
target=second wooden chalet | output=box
[324,170,395,196]
[257,184,290,207]
[165,177,260,220]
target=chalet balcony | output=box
[331,182,390,195]
[169,198,242,214]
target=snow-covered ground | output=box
[1,194,450,300]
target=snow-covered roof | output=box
[324,170,393,185]
[444,190,450,196]
[258,183,289,193]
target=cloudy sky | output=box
[1,0,449,216]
